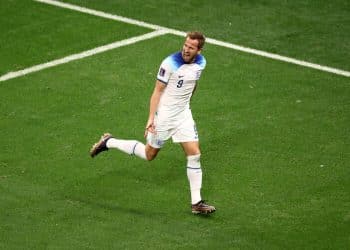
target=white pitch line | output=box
[206,38,350,77]
[32,0,350,78]
[34,0,186,37]
[1,0,349,82]
[0,30,168,82]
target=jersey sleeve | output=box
[195,54,206,80]
[157,59,173,84]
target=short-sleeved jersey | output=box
[156,52,206,125]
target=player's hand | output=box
[144,120,155,138]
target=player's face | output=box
[182,37,201,63]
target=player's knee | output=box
[187,154,201,168]
[145,145,159,161]
[181,142,200,156]
[145,152,156,161]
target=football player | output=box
[90,31,215,214]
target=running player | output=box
[90,31,216,214]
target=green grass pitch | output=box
[0,0,349,249]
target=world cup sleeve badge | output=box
[159,67,166,77]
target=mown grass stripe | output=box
[0,30,168,82]
[33,0,350,78]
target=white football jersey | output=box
[156,52,206,125]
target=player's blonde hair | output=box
[186,31,206,50]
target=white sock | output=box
[186,154,202,204]
[106,138,147,160]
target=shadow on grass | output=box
[67,197,158,217]
[65,196,217,219]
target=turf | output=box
[62,0,350,71]
[0,0,150,75]
[0,0,349,249]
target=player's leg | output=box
[181,141,202,204]
[180,141,216,214]
[145,143,160,161]
[90,132,162,161]
[174,112,216,214]
[181,141,201,155]
[173,111,203,205]
[107,138,159,161]
[90,133,149,160]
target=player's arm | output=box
[144,80,166,137]
[190,81,198,101]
